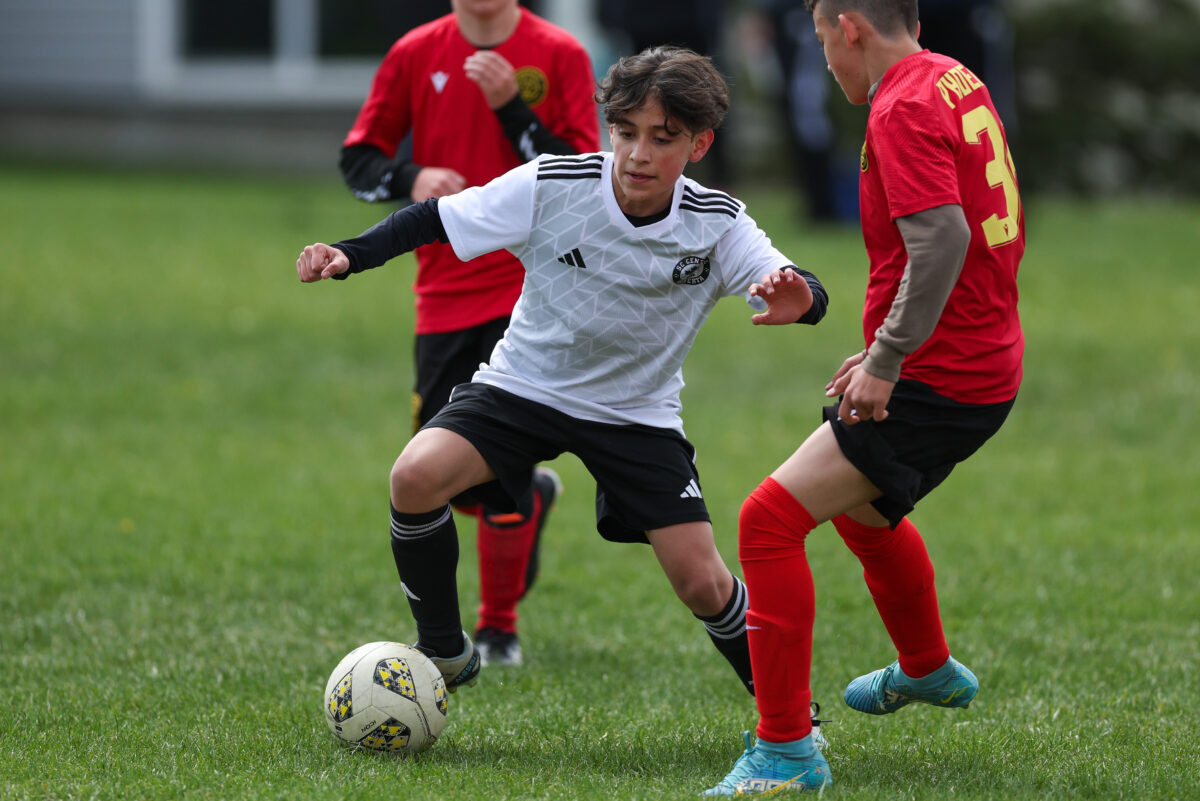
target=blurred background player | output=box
[706,0,1023,793]
[596,0,732,189]
[747,0,1013,224]
[337,0,601,667]
[746,0,844,222]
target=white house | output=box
[0,0,603,172]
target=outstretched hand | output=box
[749,268,814,325]
[296,243,349,283]
[826,350,893,424]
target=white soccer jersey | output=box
[437,152,794,432]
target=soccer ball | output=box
[323,641,448,754]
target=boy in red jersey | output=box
[705,0,1023,794]
[339,0,600,668]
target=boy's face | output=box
[608,97,713,217]
[813,3,870,105]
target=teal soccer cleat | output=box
[844,656,978,715]
[703,731,833,796]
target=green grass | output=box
[1,163,1197,800]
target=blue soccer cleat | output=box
[703,731,833,796]
[844,656,978,715]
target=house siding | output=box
[0,0,139,102]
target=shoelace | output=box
[868,662,899,702]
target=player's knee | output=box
[738,483,809,561]
[670,568,728,615]
[389,454,441,510]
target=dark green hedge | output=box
[1010,0,1200,195]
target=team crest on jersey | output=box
[516,66,548,107]
[860,140,868,173]
[673,256,711,285]
[431,71,449,93]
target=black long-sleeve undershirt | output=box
[339,145,423,203]
[330,200,829,330]
[491,94,575,161]
[330,198,447,279]
[339,95,575,203]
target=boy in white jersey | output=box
[296,47,828,700]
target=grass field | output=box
[1,162,1197,800]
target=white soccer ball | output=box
[323,641,448,754]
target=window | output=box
[183,0,273,58]
[317,0,445,57]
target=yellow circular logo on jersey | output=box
[516,66,549,108]
[860,141,869,173]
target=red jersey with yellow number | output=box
[344,9,599,334]
[859,51,1024,403]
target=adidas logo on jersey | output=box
[679,479,703,499]
[556,247,586,269]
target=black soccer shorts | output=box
[823,378,1016,527]
[411,316,511,432]
[425,382,711,543]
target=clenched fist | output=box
[296,243,350,282]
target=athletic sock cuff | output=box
[695,575,748,639]
[390,504,452,540]
[831,512,888,539]
[753,477,817,535]
[899,655,956,687]
[834,514,917,557]
[756,733,816,759]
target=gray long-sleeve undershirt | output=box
[861,203,971,383]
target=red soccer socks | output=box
[739,477,817,743]
[833,514,949,678]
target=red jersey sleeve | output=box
[343,37,414,157]
[871,96,961,220]
[548,42,600,154]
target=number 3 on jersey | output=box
[961,105,1020,248]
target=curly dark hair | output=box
[594,46,729,136]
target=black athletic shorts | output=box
[412,316,510,432]
[823,378,1016,527]
[425,382,710,544]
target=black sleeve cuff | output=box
[785,266,829,325]
[492,95,575,161]
[331,198,448,280]
[394,162,424,199]
[339,144,425,202]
